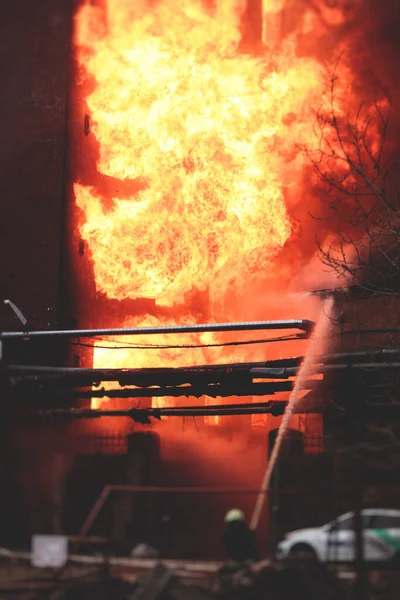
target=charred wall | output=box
[0,1,72,340]
[0,0,73,545]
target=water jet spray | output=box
[249,297,334,531]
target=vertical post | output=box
[266,428,279,556]
[353,475,368,600]
[161,514,171,558]
[269,460,279,556]
[52,453,64,534]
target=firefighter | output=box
[222,509,257,564]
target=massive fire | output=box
[72,0,356,422]
[74,0,325,305]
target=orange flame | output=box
[74,0,325,306]
[73,1,337,424]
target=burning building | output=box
[65,0,333,551]
[2,0,400,557]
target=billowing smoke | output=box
[265,0,400,294]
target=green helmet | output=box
[224,509,245,524]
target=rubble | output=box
[127,559,346,600]
[2,549,400,599]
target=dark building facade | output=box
[0,0,74,545]
[0,1,72,336]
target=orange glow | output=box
[74,0,325,306]
[92,313,225,411]
[72,0,349,427]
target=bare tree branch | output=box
[305,70,400,469]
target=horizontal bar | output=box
[72,381,295,398]
[0,319,314,340]
[106,484,325,494]
[252,362,400,377]
[30,405,288,419]
[0,547,222,575]
[8,348,400,376]
[4,359,294,375]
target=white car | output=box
[276,508,400,563]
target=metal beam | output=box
[0,319,314,340]
[28,402,288,422]
[25,400,400,425]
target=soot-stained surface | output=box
[0,1,72,332]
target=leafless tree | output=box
[306,72,399,297]
[305,71,400,477]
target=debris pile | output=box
[127,560,345,600]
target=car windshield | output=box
[325,515,353,530]
[325,511,400,531]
